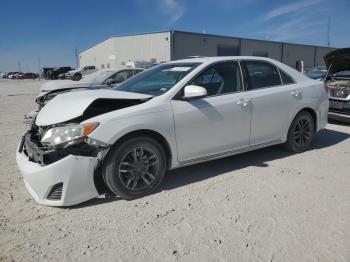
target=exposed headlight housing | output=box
[41,123,99,148]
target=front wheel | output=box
[284,111,315,153]
[102,137,166,200]
[72,73,82,81]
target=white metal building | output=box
[79,30,335,69]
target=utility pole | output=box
[75,47,79,68]
[37,57,41,80]
[18,61,21,72]
[327,16,331,47]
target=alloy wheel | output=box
[293,118,312,147]
[118,146,160,191]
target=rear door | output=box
[241,60,301,145]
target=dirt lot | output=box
[0,79,349,262]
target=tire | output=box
[102,137,167,200]
[72,73,81,81]
[284,111,315,153]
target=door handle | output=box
[236,98,250,107]
[290,90,301,97]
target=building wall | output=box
[80,32,171,68]
[315,46,336,67]
[79,38,115,68]
[240,39,282,61]
[80,30,335,70]
[172,31,240,59]
[282,44,316,68]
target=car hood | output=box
[324,48,350,74]
[35,89,153,126]
[40,80,92,92]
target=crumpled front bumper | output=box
[16,143,101,207]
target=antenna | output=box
[327,16,331,47]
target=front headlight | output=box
[41,123,99,147]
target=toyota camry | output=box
[16,57,329,206]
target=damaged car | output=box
[324,48,350,123]
[16,57,329,206]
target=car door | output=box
[241,60,301,146]
[171,61,252,162]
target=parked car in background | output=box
[23,67,145,119]
[66,66,97,81]
[16,56,328,206]
[304,66,327,80]
[9,72,24,79]
[45,67,74,80]
[18,73,39,79]
[6,72,19,79]
[4,72,17,79]
[57,73,67,79]
[42,67,54,79]
[34,68,144,109]
[324,48,350,123]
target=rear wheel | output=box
[284,111,315,153]
[102,137,166,200]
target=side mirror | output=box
[105,79,117,85]
[183,85,207,100]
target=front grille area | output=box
[329,98,350,115]
[329,88,349,99]
[47,183,63,200]
[20,133,56,165]
[329,98,350,103]
[19,123,103,166]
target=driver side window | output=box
[190,62,242,96]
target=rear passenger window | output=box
[244,61,281,90]
[280,69,295,85]
[191,62,242,96]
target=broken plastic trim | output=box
[20,132,110,166]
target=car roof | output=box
[99,67,144,72]
[169,56,279,64]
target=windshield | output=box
[114,63,200,96]
[81,70,115,84]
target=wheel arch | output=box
[110,129,173,169]
[283,106,318,143]
[297,107,317,131]
[93,129,173,194]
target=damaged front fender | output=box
[35,89,152,126]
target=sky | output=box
[1,0,350,72]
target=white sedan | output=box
[16,57,329,206]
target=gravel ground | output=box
[0,79,349,262]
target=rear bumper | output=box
[16,146,100,206]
